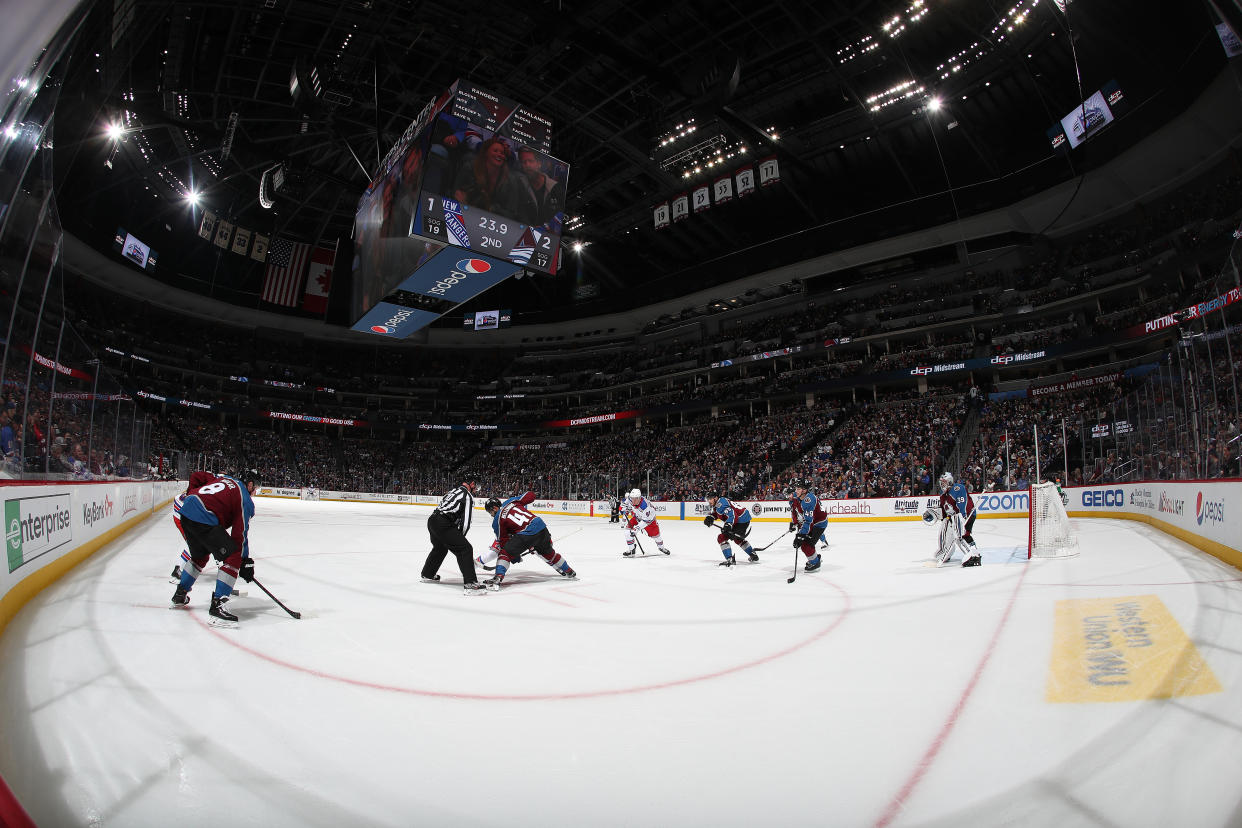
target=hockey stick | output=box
[787,542,800,584]
[251,577,302,619]
[754,528,795,552]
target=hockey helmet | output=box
[628,488,642,499]
[939,472,954,488]
[484,497,501,512]
[793,478,811,490]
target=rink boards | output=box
[254,481,1241,561]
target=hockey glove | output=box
[793,534,809,548]
[789,521,799,533]
[703,516,715,527]
[238,559,255,583]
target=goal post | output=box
[299,487,321,501]
[1028,481,1078,559]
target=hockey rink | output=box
[3,499,1242,828]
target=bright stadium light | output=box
[927,96,942,112]
[105,122,124,141]
[186,190,200,206]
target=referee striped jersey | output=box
[435,484,474,533]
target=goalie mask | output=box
[939,472,954,490]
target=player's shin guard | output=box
[178,556,205,592]
[214,554,241,599]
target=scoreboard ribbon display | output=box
[351,248,520,339]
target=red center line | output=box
[189,578,854,701]
[873,564,1032,828]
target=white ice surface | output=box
[3,500,1242,828]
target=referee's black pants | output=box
[422,511,478,584]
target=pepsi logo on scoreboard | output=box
[398,247,519,303]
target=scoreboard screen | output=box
[449,79,552,155]
[413,110,568,276]
[112,227,158,272]
[462,309,512,330]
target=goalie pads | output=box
[936,518,957,565]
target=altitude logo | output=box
[1195,492,1225,526]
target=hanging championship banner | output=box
[759,156,780,187]
[251,233,270,262]
[692,185,710,213]
[713,174,733,205]
[653,202,670,230]
[198,210,217,240]
[736,167,755,197]
[671,194,689,223]
[214,220,234,249]
[231,226,252,256]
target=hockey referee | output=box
[420,476,487,594]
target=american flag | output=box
[261,238,312,307]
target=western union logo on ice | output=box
[1047,595,1220,703]
[6,494,74,573]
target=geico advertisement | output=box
[1074,481,1239,551]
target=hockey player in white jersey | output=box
[621,488,670,556]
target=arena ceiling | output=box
[51,0,1224,322]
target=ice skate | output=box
[962,554,982,567]
[209,594,238,628]
[463,582,488,595]
[658,545,670,555]
[420,574,441,583]
[485,575,504,592]
[623,548,635,557]
[805,554,822,572]
[719,556,735,567]
[559,565,577,580]
[746,551,759,563]
[170,587,190,608]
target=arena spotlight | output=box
[927,96,942,112]
[105,122,124,141]
[185,190,200,206]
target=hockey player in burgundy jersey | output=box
[621,488,670,556]
[483,491,576,591]
[789,480,828,572]
[704,493,758,566]
[168,470,219,583]
[170,473,257,625]
[938,472,981,567]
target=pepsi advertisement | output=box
[350,248,521,339]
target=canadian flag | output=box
[302,244,336,314]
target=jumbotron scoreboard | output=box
[412,81,568,276]
[350,79,568,339]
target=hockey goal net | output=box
[299,487,321,501]
[1028,481,1078,559]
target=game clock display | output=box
[417,195,557,273]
